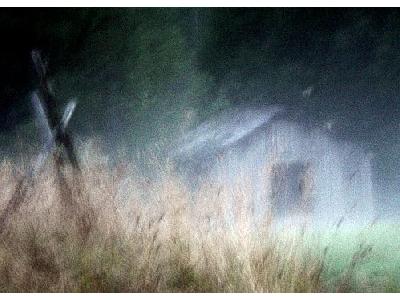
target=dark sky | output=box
[1,8,400,206]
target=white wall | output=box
[173,106,376,228]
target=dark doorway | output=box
[270,161,313,217]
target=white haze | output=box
[171,105,376,230]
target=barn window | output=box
[270,161,314,217]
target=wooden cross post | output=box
[31,50,81,172]
[0,50,93,238]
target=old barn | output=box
[172,106,375,227]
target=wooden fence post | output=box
[0,50,93,239]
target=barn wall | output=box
[173,107,376,227]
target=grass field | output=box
[0,145,398,292]
[318,222,400,292]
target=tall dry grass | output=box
[0,142,329,292]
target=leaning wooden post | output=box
[0,50,93,239]
[31,50,81,172]
[31,50,94,239]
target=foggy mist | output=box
[172,105,375,228]
[1,7,400,293]
[0,8,399,224]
